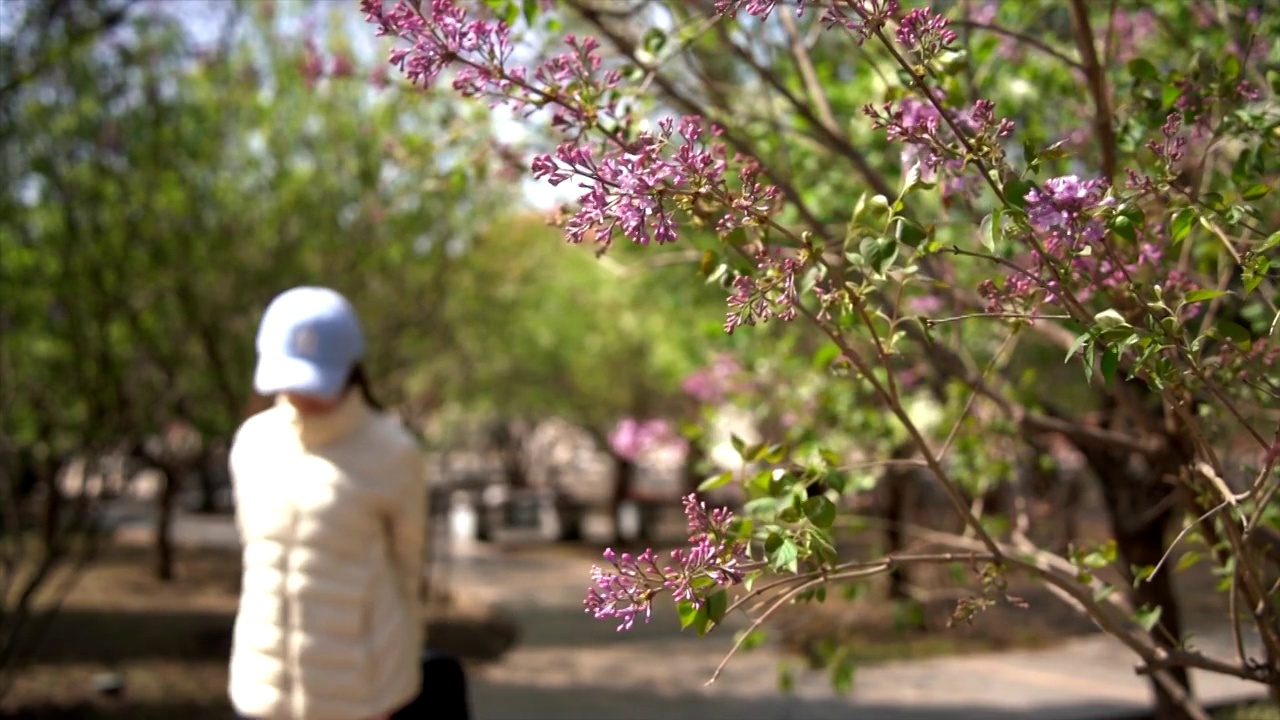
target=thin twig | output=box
[1148,498,1233,581]
[952,19,1083,70]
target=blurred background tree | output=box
[0,0,728,693]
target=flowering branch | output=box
[361,0,1280,701]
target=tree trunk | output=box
[1067,387,1196,720]
[492,420,527,489]
[194,460,217,514]
[683,442,705,496]
[39,462,63,550]
[154,465,177,581]
[1094,461,1190,720]
[882,443,918,601]
[611,453,637,546]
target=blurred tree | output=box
[0,0,512,688]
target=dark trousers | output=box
[391,651,470,720]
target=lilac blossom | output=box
[864,95,1013,202]
[896,7,958,62]
[364,1,781,252]
[725,247,803,334]
[609,418,688,463]
[681,354,745,404]
[584,493,749,631]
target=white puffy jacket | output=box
[227,392,427,720]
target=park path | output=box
[447,540,1265,720]
[119,510,1267,720]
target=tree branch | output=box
[1067,0,1118,181]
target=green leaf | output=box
[1134,604,1163,632]
[1109,215,1137,243]
[778,663,795,694]
[1131,564,1156,588]
[979,211,999,252]
[735,628,767,651]
[522,0,542,22]
[894,216,929,248]
[766,534,800,573]
[1222,53,1242,82]
[706,589,728,624]
[698,471,735,492]
[1215,319,1252,349]
[641,27,667,55]
[830,651,857,694]
[1170,208,1196,243]
[678,599,699,629]
[901,160,922,194]
[763,443,789,463]
[1065,330,1092,362]
[1241,183,1270,200]
[1183,289,1228,304]
[1093,309,1128,330]
[693,605,712,636]
[1129,58,1160,82]
[860,235,899,274]
[1245,256,1272,294]
[1003,179,1033,209]
[1175,551,1202,573]
[804,495,837,529]
[1257,230,1280,254]
[1100,346,1119,386]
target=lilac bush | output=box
[362,0,1280,714]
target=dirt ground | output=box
[0,516,1267,720]
[0,544,518,720]
[768,512,1242,669]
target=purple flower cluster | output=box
[713,0,790,18]
[681,353,745,405]
[817,0,900,41]
[980,175,1110,309]
[864,95,1013,200]
[364,1,782,252]
[608,417,689,463]
[584,493,749,631]
[896,7,958,62]
[715,0,901,43]
[1025,175,1111,247]
[980,175,1193,312]
[533,116,781,246]
[725,247,803,334]
[1146,112,1188,169]
[1106,10,1158,64]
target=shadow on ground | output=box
[468,676,1163,720]
[24,607,519,666]
[1,679,1165,720]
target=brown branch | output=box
[1067,0,1118,181]
[706,18,895,198]
[952,19,1083,70]
[567,0,828,231]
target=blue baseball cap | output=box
[253,286,366,400]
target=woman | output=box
[228,286,427,720]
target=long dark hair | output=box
[241,362,383,421]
